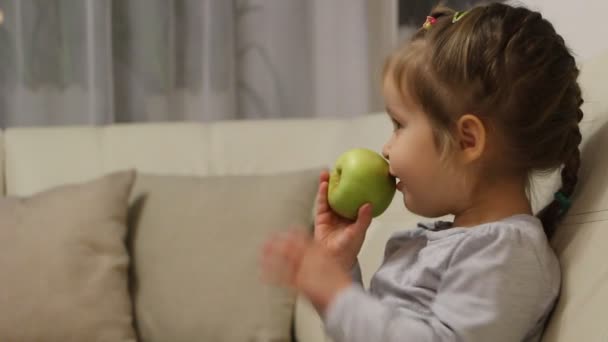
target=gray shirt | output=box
[324,214,561,342]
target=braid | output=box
[538,102,584,238]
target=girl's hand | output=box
[259,230,352,315]
[315,170,373,271]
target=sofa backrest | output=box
[0,117,372,191]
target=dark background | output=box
[398,0,503,27]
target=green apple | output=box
[328,148,396,220]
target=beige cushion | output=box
[0,171,137,342]
[128,169,321,342]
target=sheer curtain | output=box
[0,0,396,127]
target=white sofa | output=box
[1,49,607,341]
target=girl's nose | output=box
[382,144,390,160]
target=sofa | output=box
[0,48,606,341]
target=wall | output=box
[510,0,608,61]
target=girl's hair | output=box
[384,2,583,238]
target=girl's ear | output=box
[455,114,486,163]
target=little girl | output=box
[260,3,583,341]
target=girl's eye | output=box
[391,118,403,131]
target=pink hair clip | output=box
[422,16,437,30]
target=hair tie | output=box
[554,191,572,214]
[452,11,469,23]
[422,16,437,30]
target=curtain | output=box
[0,0,396,127]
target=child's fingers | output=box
[283,231,314,283]
[315,181,330,216]
[353,203,373,234]
[259,259,277,284]
[259,249,278,284]
[260,247,291,285]
[285,230,311,257]
[281,238,302,278]
[316,181,330,211]
[315,211,333,226]
[260,234,287,280]
[319,170,330,183]
[259,230,310,286]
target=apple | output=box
[328,148,396,220]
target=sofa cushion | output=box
[128,169,321,342]
[0,170,137,342]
